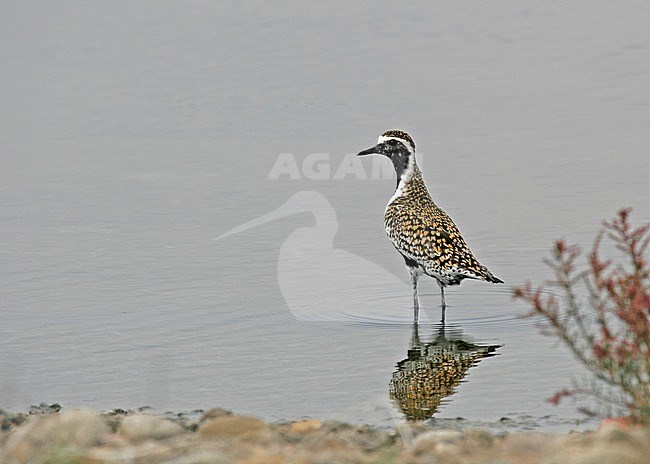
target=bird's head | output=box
[357,130,416,176]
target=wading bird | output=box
[357,130,503,322]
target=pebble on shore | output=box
[1,406,649,464]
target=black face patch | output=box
[380,130,415,151]
[376,140,411,185]
[391,151,410,185]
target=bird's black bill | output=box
[357,145,380,157]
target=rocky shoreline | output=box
[1,404,648,463]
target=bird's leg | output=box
[409,267,420,322]
[410,321,420,350]
[437,280,447,324]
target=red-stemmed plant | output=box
[514,209,650,424]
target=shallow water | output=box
[2,3,649,432]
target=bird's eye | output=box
[388,139,397,146]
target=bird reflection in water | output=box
[390,323,500,421]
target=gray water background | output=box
[2,2,650,431]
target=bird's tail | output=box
[477,264,503,284]
[485,271,504,284]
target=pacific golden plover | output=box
[357,130,503,321]
[390,324,500,420]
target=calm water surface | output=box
[2,2,650,432]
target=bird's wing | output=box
[386,206,453,262]
[386,204,486,277]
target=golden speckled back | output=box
[384,164,494,284]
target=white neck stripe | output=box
[386,154,415,208]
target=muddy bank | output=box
[1,405,648,464]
